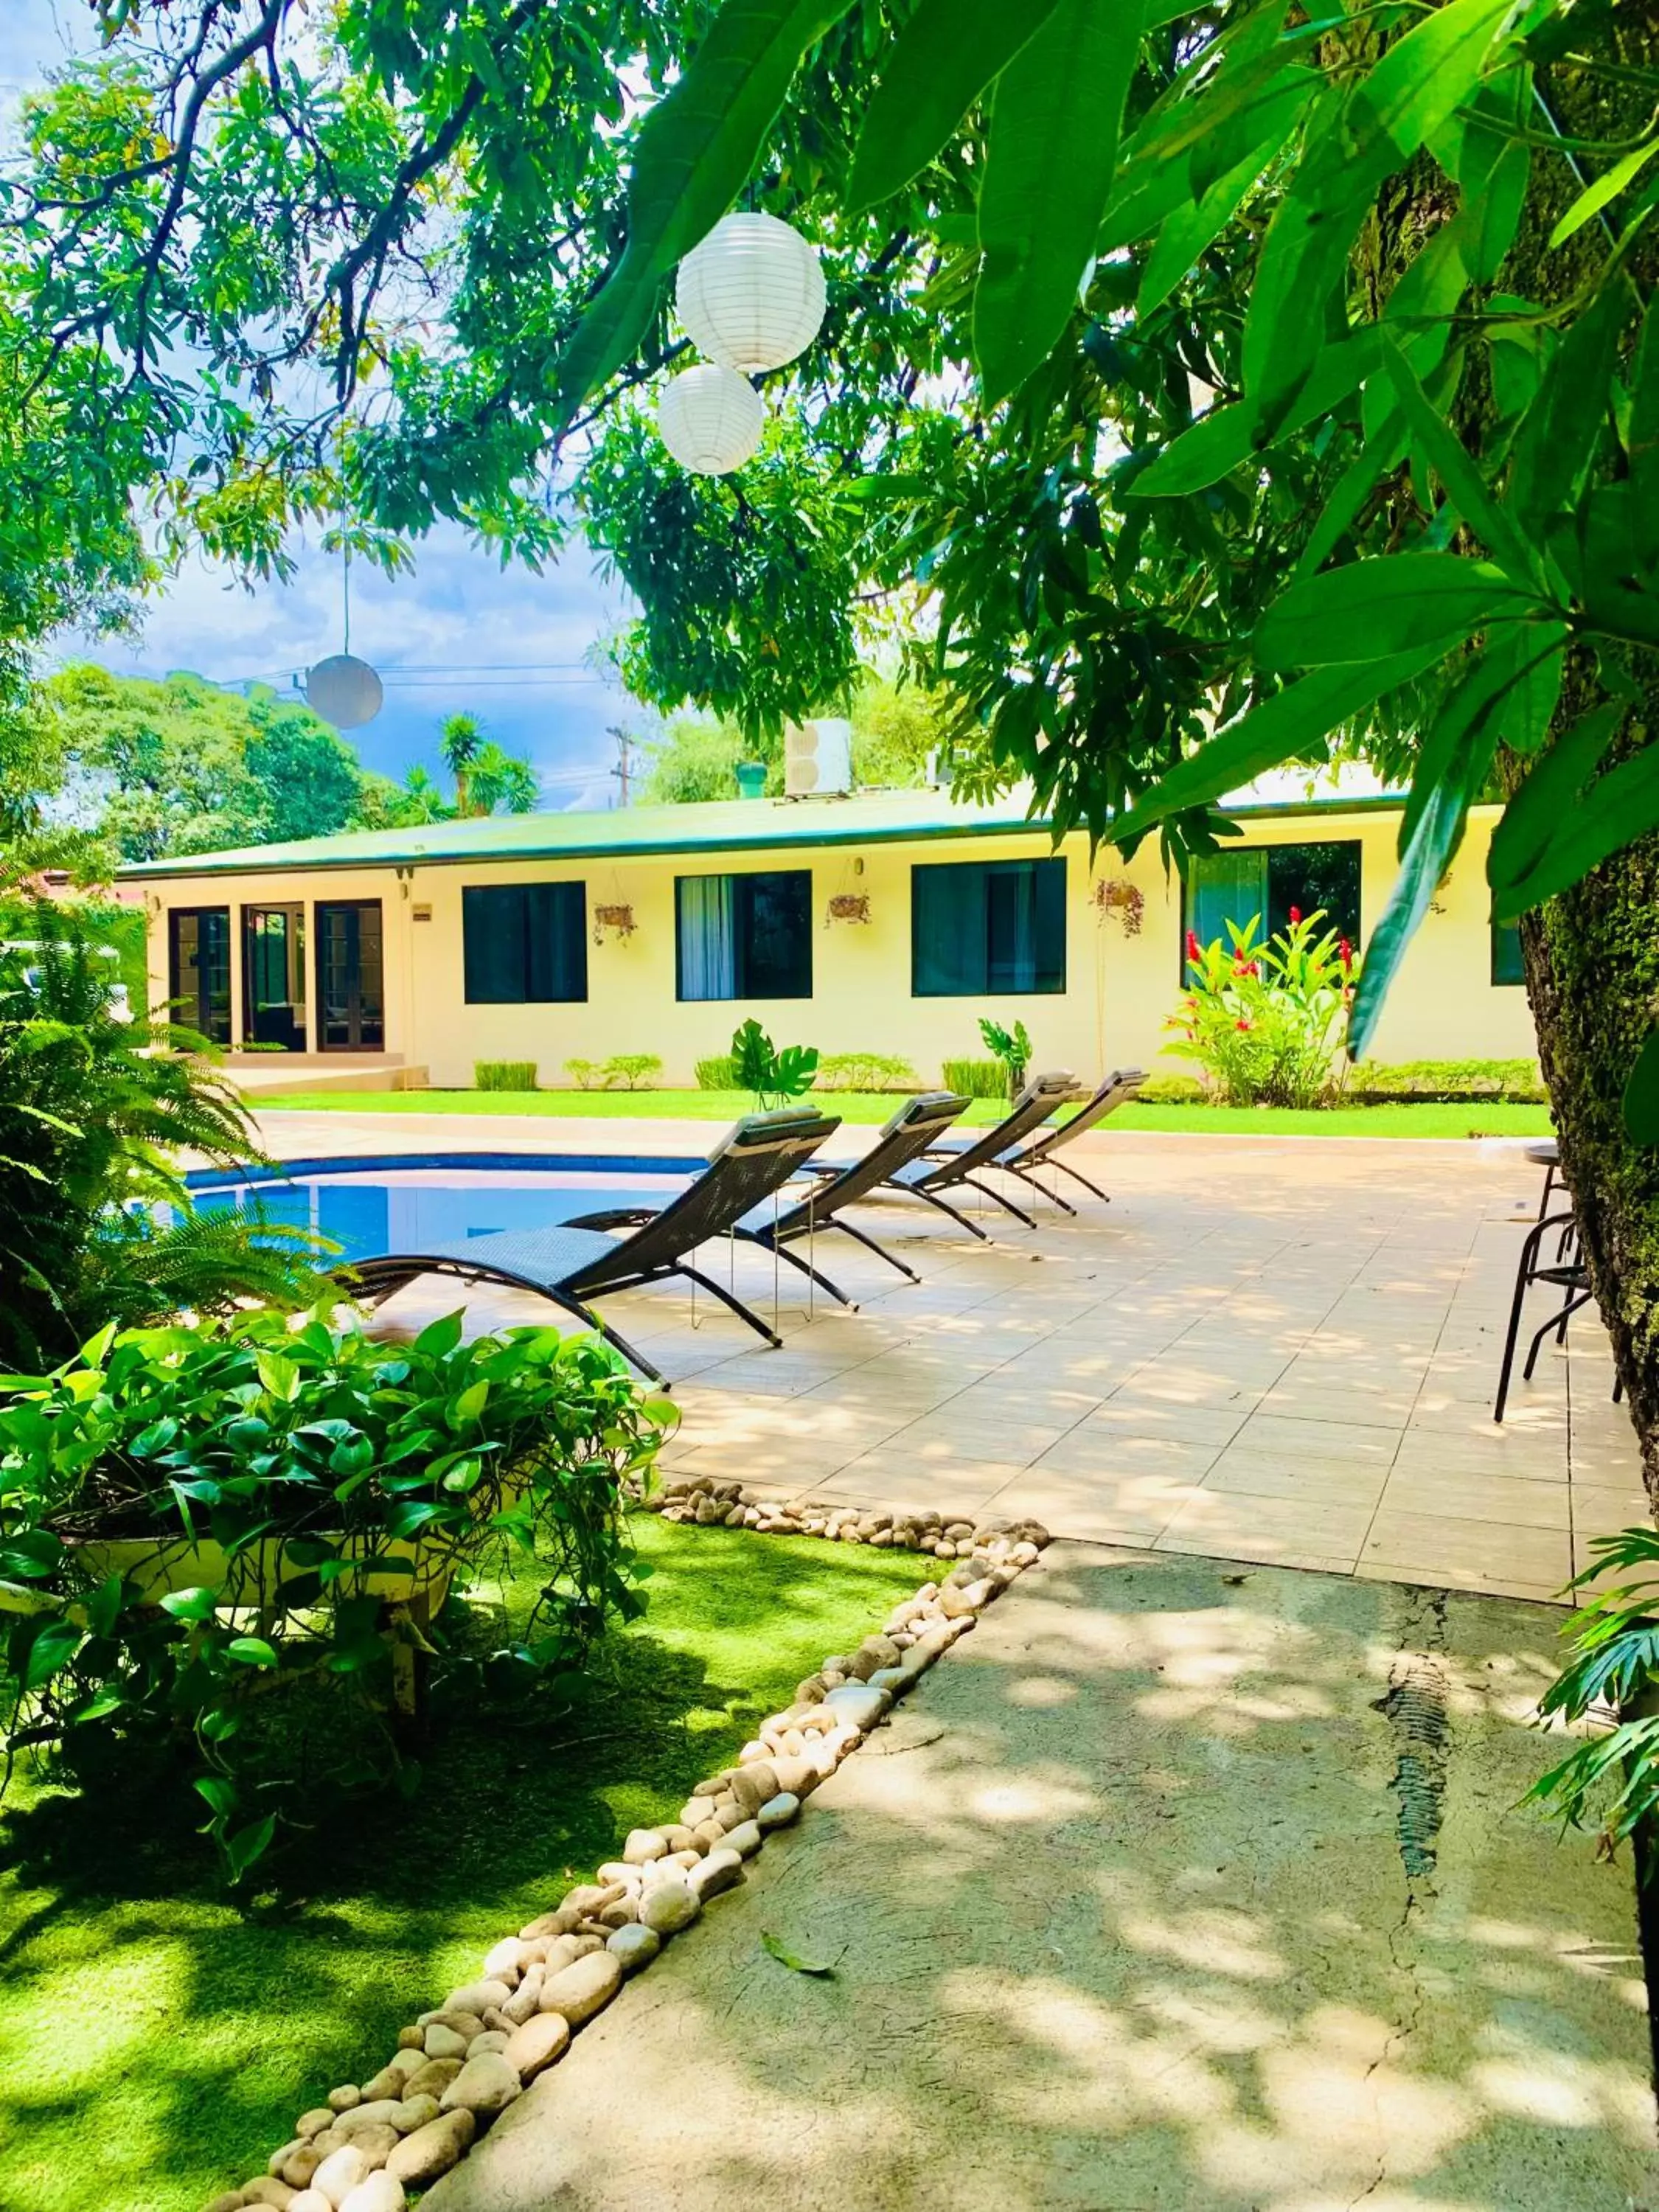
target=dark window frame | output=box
[315,899,385,1052]
[675,869,813,1001]
[167,905,232,1045]
[911,857,1068,998]
[462,881,589,1005]
[1181,839,1363,978]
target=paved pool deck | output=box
[254,1112,1649,1606]
[425,1545,1658,2212]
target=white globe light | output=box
[675,212,826,375]
[657,364,766,476]
[305,653,383,731]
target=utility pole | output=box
[608,724,633,808]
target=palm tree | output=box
[439,712,484,816]
[468,742,540,816]
[397,764,451,823]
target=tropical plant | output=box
[1167,909,1356,1108]
[941,1058,1009,1102]
[0,898,320,1368]
[564,1059,603,1090]
[1523,1528,1659,1859]
[815,1051,919,1093]
[0,1304,671,1877]
[476,1060,538,1092]
[978,1018,1032,1098]
[468,740,541,816]
[729,1018,818,1113]
[604,1053,663,1090]
[694,1054,740,1091]
[439,712,485,817]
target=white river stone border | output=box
[200,1484,1051,2212]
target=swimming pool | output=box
[184,1152,706,1267]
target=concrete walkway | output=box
[427,1546,1656,2212]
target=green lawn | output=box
[0,1518,924,2212]
[255,1086,1553,1139]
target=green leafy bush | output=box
[1167,911,1355,1108]
[815,1051,920,1093]
[978,1017,1032,1096]
[942,1057,1009,1100]
[1132,1074,1207,1105]
[476,1060,538,1091]
[564,1058,603,1089]
[1526,1528,1659,1860]
[0,897,319,1369]
[730,1019,818,1111]
[604,1053,663,1091]
[0,1306,671,1877]
[1349,1059,1545,1104]
[695,1054,739,1091]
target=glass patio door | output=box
[315,900,384,1051]
[242,904,307,1050]
[167,907,232,1043]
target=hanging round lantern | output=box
[657,364,766,475]
[675,212,826,375]
[305,652,383,730]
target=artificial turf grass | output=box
[254,1087,1554,1139]
[0,1517,926,2212]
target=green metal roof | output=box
[116,783,1419,883]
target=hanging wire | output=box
[342,542,352,656]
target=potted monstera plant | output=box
[0,1304,672,1876]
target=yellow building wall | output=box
[137,803,1537,1090]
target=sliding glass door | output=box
[167,907,232,1043]
[243,904,307,1050]
[315,900,384,1051]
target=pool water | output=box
[185,1154,703,1267]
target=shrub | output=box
[942,1057,1009,1099]
[476,1060,538,1091]
[0,1304,671,1877]
[1348,1057,1545,1103]
[816,1051,920,1093]
[0,897,320,1370]
[564,1058,604,1089]
[1166,910,1354,1108]
[1133,1074,1206,1104]
[604,1053,663,1091]
[695,1054,739,1091]
[1526,1527,1659,1860]
[979,1017,1032,1096]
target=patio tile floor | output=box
[260,1113,1649,1606]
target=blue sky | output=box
[5,0,650,811]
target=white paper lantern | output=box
[657,364,766,475]
[305,652,383,730]
[675,212,826,375]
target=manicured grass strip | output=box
[253,1088,1554,1138]
[0,1519,924,2212]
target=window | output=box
[168,907,232,1044]
[316,900,384,1051]
[1183,840,1361,971]
[676,871,812,1000]
[463,883,588,1004]
[243,904,306,1050]
[1492,919,1526,987]
[912,858,1066,996]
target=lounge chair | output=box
[347,1107,841,1381]
[804,1071,1083,1239]
[924,1066,1145,1214]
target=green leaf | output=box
[254,1352,300,1402]
[1630,296,1659,574]
[1349,673,1503,1057]
[1111,648,1444,843]
[412,1310,465,1361]
[0,1528,63,1581]
[193,1775,237,1820]
[846,0,1062,212]
[1488,698,1626,899]
[1254,554,1544,669]
[1136,126,1292,318]
[159,1585,219,1624]
[1497,729,1659,917]
[1132,327,1383,498]
[1293,411,1408,580]
[761,1929,835,1975]
[450,1378,490,1428]
[1509,279,1626,540]
[226,1635,279,1669]
[225,1813,276,1882]
[1354,0,1518,161]
[974,0,1146,406]
[1550,136,1659,249]
[22,1618,81,1691]
[1380,338,1541,585]
[1624,1028,1659,1147]
[553,0,856,418]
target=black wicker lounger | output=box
[924,1066,1146,1213]
[347,1107,841,1381]
[804,1071,1083,1239]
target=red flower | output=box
[1289,905,1302,925]
[1338,938,1352,966]
[1235,1018,1252,1032]
[1185,930,1202,961]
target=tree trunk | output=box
[1492,21,1659,1495]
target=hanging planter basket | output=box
[826,893,871,925]
[592,902,637,945]
[1093,878,1144,936]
